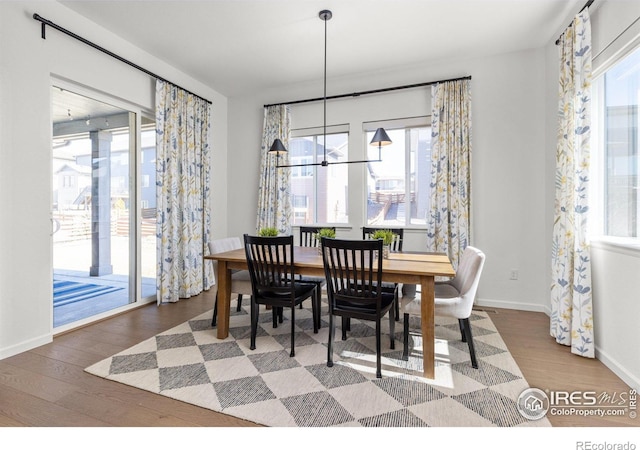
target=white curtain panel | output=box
[427,79,472,271]
[155,80,213,304]
[550,9,594,358]
[256,105,292,235]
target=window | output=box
[62,175,74,188]
[593,46,640,239]
[289,130,349,224]
[365,118,431,226]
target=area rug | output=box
[53,279,123,306]
[85,298,551,427]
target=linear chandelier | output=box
[269,9,392,169]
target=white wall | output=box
[0,1,228,359]
[228,47,549,312]
[543,0,640,390]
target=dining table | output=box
[205,245,455,379]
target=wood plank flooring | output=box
[0,291,636,427]
[488,306,637,427]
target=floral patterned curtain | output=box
[256,105,291,235]
[550,9,594,358]
[155,80,213,304]
[427,79,472,270]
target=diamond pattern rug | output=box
[85,298,551,427]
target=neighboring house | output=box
[53,162,91,210]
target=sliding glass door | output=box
[51,85,156,329]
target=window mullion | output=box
[405,128,411,226]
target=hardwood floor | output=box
[0,291,636,427]
[488,306,637,427]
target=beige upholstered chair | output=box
[401,246,486,368]
[209,237,252,327]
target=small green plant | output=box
[315,228,336,240]
[371,229,396,246]
[258,227,279,237]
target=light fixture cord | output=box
[323,13,327,163]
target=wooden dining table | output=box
[205,246,455,379]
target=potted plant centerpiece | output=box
[315,227,336,253]
[258,227,279,237]
[371,229,396,259]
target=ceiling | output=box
[57,0,582,98]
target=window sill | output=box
[589,236,640,258]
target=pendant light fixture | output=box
[269,9,392,168]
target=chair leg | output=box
[289,305,295,357]
[327,312,334,368]
[312,291,319,334]
[315,284,322,330]
[458,319,467,342]
[375,318,382,378]
[394,285,400,321]
[389,301,395,350]
[237,294,243,312]
[272,307,278,328]
[341,317,348,341]
[212,292,218,327]
[402,313,409,360]
[250,299,258,351]
[461,318,478,369]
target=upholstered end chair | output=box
[401,246,486,368]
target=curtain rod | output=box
[263,75,472,108]
[554,0,595,45]
[32,13,212,105]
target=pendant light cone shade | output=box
[370,128,392,147]
[370,127,392,161]
[269,138,288,155]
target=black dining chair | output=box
[243,234,319,357]
[298,226,336,329]
[362,227,404,321]
[321,237,395,378]
[362,227,404,252]
[299,226,329,247]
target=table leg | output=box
[216,260,231,339]
[420,275,435,378]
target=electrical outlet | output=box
[510,269,519,280]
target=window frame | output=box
[590,43,640,253]
[363,116,431,229]
[289,124,350,226]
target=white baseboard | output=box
[475,297,548,313]
[595,347,640,392]
[0,333,52,361]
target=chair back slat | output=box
[362,227,404,252]
[300,226,336,247]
